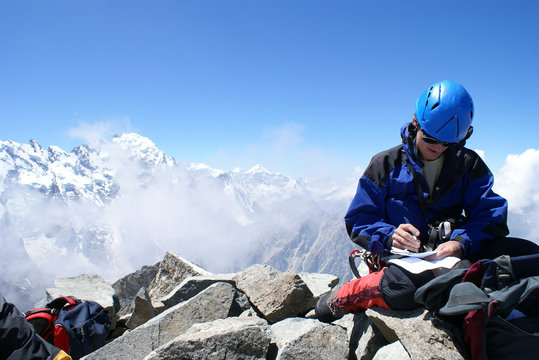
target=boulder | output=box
[125,287,156,330]
[112,262,159,316]
[82,282,250,360]
[270,317,349,360]
[334,313,389,360]
[143,317,271,360]
[233,264,314,323]
[146,252,213,306]
[372,341,411,360]
[365,307,466,360]
[61,258,471,360]
[160,274,235,309]
[298,272,339,305]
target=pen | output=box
[403,217,419,242]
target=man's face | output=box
[412,119,448,161]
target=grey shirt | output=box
[422,154,444,196]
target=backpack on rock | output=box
[25,296,111,360]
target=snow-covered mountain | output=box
[0,134,356,310]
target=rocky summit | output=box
[39,251,467,360]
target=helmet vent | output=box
[435,115,456,134]
[430,102,440,111]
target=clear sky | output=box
[1,0,538,177]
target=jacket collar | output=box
[400,121,467,204]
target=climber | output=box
[316,80,539,322]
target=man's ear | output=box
[412,114,419,126]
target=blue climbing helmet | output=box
[415,80,474,143]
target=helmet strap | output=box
[462,126,473,142]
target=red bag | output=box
[25,296,81,352]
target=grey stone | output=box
[233,264,314,323]
[112,262,159,316]
[143,317,271,360]
[337,313,390,360]
[365,307,466,360]
[270,317,349,360]
[126,287,156,329]
[82,282,245,360]
[372,341,411,360]
[160,274,235,309]
[298,272,339,306]
[147,252,213,305]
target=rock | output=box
[335,313,385,359]
[112,262,159,316]
[372,341,411,360]
[146,252,213,305]
[298,272,339,305]
[160,274,235,309]
[65,259,470,360]
[82,282,248,360]
[143,317,271,360]
[270,317,349,360]
[365,307,466,360]
[46,273,118,328]
[333,313,389,360]
[125,287,156,330]
[233,264,314,323]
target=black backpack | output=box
[415,255,539,360]
[25,296,111,360]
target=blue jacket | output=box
[344,122,509,258]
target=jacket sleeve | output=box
[345,174,396,255]
[450,155,509,258]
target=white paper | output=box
[390,247,438,258]
[388,256,461,274]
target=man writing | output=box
[316,80,539,322]
[345,80,537,261]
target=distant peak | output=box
[246,164,272,174]
[111,133,175,167]
[113,133,155,145]
[188,163,225,177]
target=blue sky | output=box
[1,0,538,177]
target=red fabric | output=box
[336,269,390,313]
[25,309,58,343]
[462,261,485,286]
[53,325,70,354]
[463,309,486,360]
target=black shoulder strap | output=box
[407,159,430,222]
[46,296,82,314]
[405,157,439,251]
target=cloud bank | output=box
[494,148,539,242]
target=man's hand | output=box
[432,241,463,259]
[392,223,421,252]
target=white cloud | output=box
[66,118,132,144]
[209,121,348,178]
[493,148,539,243]
[474,149,486,161]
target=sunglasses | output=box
[419,128,457,147]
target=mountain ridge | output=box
[0,133,355,311]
